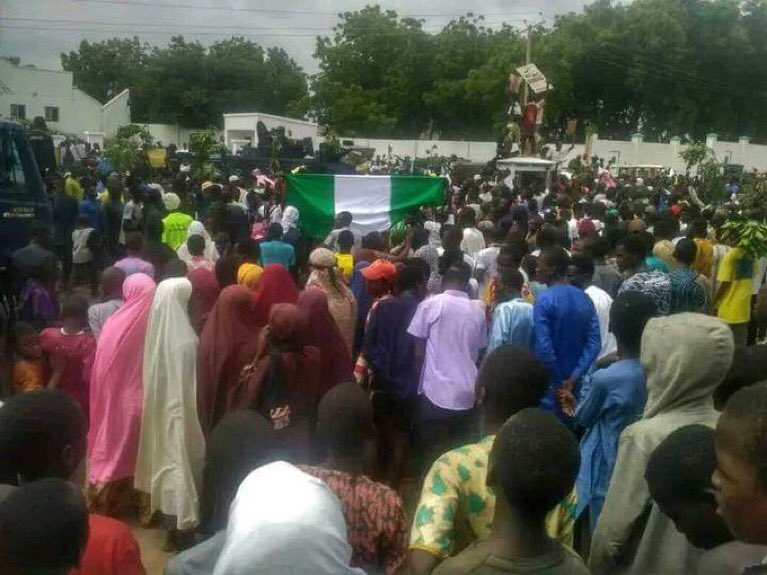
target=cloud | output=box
[0,0,583,74]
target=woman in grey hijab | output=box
[414,245,441,295]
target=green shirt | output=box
[162,212,194,250]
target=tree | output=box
[103,124,152,173]
[61,38,147,103]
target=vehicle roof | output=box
[0,120,27,131]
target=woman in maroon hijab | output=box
[297,286,353,398]
[233,303,320,463]
[188,267,220,335]
[197,285,261,434]
[251,264,299,326]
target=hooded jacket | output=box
[590,313,734,575]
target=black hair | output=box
[610,291,657,354]
[163,258,189,279]
[584,235,610,259]
[654,215,679,241]
[497,267,525,296]
[502,234,529,266]
[61,294,88,321]
[236,238,261,264]
[29,221,52,245]
[720,383,767,486]
[200,410,276,534]
[673,238,697,267]
[689,219,709,239]
[0,390,86,484]
[535,224,561,250]
[442,261,472,287]
[187,233,206,257]
[336,211,352,228]
[317,382,372,459]
[540,246,570,277]
[9,321,37,358]
[337,230,354,250]
[125,231,144,254]
[399,260,426,293]
[646,424,715,507]
[0,478,88,573]
[441,226,463,252]
[411,226,429,251]
[362,231,384,251]
[479,346,549,423]
[458,207,476,227]
[616,233,649,260]
[266,222,283,241]
[715,346,767,408]
[569,253,595,281]
[492,409,579,521]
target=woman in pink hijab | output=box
[88,272,156,518]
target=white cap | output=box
[228,175,239,183]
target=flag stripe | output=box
[390,176,446,227]
[334,175,391,238]
[285,174,335,239]
[285,174,446,239]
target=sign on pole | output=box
[515,63,548,94]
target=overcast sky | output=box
[0,0,591,75]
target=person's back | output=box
[590,313,735,575]
[432,409,588,575]
[259,223,295,270]
[488,268,534,353]
[162,194,194,250]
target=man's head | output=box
[125,231,144,256]
[566,254,595,290]
[29,221,52,250]
[488,409,579,524]
[317,382,372,461]
[497,267,525,299]
[441,261,472,293]
[61,294,89,334]
[610,291,656,356]
[164,257,189,279]
[9,322,41,362]
[397,260,426,299]
[688,219,709,240]
[337,230,354,252]
[335,211,352,229]
[187,233,206,258]
[673,238,697,268]
[266,222,283,242]
[236,238,261,265]
[647,425,732,550]
[536,247,569,285]
[654,215,679,242]
[714,383,767,544]
[362,231,385,252]
[441,226,463,252]
[615,233,648,273]
[457,207,477,228]
[0,478,89,575]
[99,266,126,300]
[476,346,549,430]
[0,390,87,484]
[361,259,398,298]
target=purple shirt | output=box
[408,290,487,411]
[114,256,155,279]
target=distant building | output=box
[224,112,320,153]
[0,58,130,145]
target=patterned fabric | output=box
[669,268,708,314]
[618,269,671,316]
[409,436,576,559]
[298,465,408,574]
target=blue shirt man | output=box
[259,222,295,270]
[572,290,656,533]
[533,247,601,420]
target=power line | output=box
[69,0,543,19]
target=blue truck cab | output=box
[0,121,52,271]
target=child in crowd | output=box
[19,266,59,330]
[336,229,355,282]
[185,234,215,272]
[646,425,766,575]
[39,294,97,418]
[431,409,588,574]
[714,383,767,554]
[9,322,45,393]
[71,213,100,293]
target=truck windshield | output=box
[0,126,38,195]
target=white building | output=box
[0,58,130,145]
[223,112,320,152]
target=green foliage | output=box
[720,219,767,259]
[188,129,223,181]
[679,141,710,172]
[678,140,727,203]
[62,36,308,129]
[737,177,767,214]
[103,124,152,173]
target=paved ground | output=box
[130,521,171,575]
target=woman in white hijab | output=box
[177,221,220,264]
[135,277,206,534]
[213,461,364,575]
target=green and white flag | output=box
[285,174,446,239]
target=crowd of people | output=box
[2,139,767,575]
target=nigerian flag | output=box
[285,174,446,239]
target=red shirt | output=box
[39,328,96,417]
[71,514,145,575]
